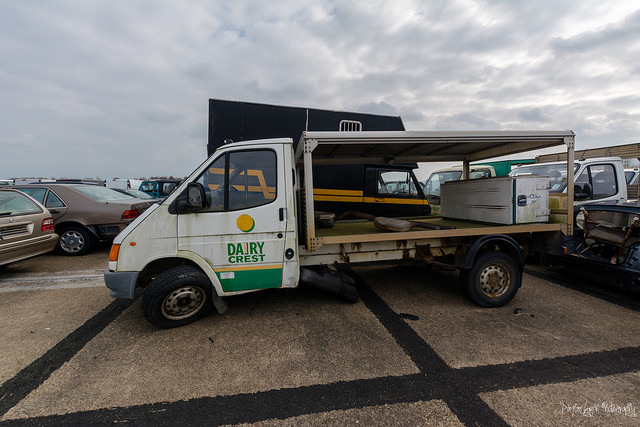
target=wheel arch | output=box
[136,254,224,297]
[459,234,525,270]
[55,221,99,240]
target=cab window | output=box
[377,171,418,196]
[575,164,617,200]
[195,149,277,212]
[469,169,492,179]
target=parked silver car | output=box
[0,188,58,266]
[14,184,156,256]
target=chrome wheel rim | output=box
[478,262,511,298]
[161,286,206,320]
[60,230,85,253]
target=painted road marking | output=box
[0,270,104,292]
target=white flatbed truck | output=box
[105,130,576,328]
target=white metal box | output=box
[440,176,549,224]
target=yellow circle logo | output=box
[236,214,255,232]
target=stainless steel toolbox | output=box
[440,176,550,224]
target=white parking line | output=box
[0,270,105,292]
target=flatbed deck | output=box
[299,130,576,253]
[310,216,566,251]
[316,217,482,237]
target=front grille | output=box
[0,225,29,239]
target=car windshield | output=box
[510,163,580,193]
[73,186,133,202]
[0,191,43,215]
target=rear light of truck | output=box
[109,244,120,262]
[121,209,139,220]
[41,218,54,231]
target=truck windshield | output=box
[377,171,419,196]
[510,163,580,193]
[424,171,462,197]
[140,182,158,192]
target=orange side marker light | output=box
[109,244,121,262]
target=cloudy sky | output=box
[1,0,639,180]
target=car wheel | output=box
[464,252,521,307]
[57,225,95,256]
[142,266,214,329]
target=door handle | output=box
[279,207,284,221]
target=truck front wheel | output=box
[142,266,214,328]
[464,252,521,307]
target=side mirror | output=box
[186,183,207,210]
[170,182,208,214]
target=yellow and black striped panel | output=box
[313,188,429,207]
[313,188,363,203]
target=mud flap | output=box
[212,293,228,314]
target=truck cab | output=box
[138,180,181,199]
[105,138,299,327]
[313,164,429,217]
[423,165,496,209]
[509,157,627,206]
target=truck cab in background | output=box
[423,159,536,215]
[509,157,627,206]
[423,165,496,213]
[625,168,639,199]
[138,180,182,199]
[313,164,429,218]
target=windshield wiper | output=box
[0,212,13,216]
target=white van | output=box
[509,157,627,205]
[106,179,143,190]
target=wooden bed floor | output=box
[315,216,495,237]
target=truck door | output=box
[367,168,430,217]
[177,144,294,292]
[574,162,625,205]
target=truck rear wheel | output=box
[142,266,214,328]
[464,252,521,307]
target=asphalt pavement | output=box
[0,246,638,426]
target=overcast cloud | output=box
[1,0,639,180]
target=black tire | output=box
[464,251,521,307]
[142,266,214,329]
[57,225,95,256]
